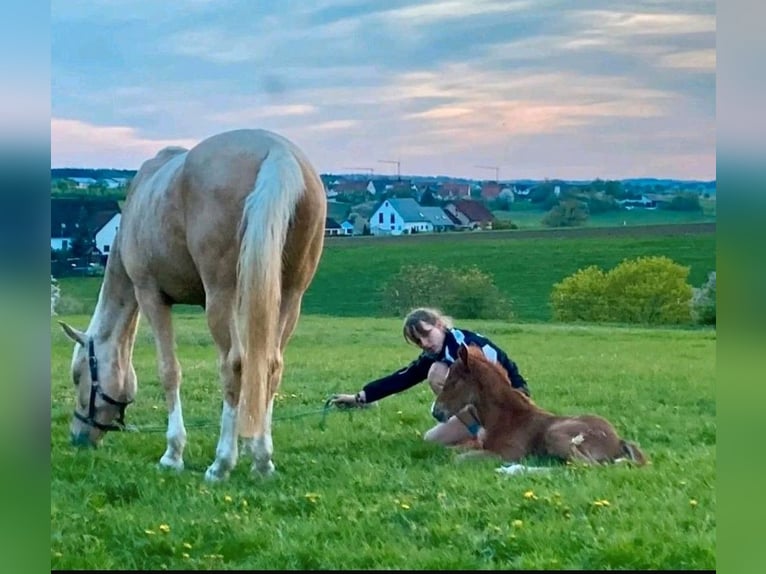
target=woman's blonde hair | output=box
[402,307,454,345]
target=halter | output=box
[455,404,482,437]
[73,339,134,432]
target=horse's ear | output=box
[458,343,469,364]
[59,321,87,346]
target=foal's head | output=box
[434,344,530,423]
[60,322,136,447]
[432,344,500,421]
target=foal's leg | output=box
[134,287,186,471]
[248,289,303,475]
[203,291,242,482]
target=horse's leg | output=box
[248,289,303,475]
[203,290,242,482]
[134,287,186,471]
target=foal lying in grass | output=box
[433,344,647,467]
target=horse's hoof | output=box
[251,460,276,477]
[204,464,230,483]
[158,454,184,472]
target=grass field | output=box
[50,313,715,570]
[56,227,716,323]
[50,224,716,569]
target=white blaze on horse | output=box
[59,128,326,481]
[433,344,647,468]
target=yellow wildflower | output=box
[145,529,156,535]
[512,519,523,528]
[690,499,698,507]
[159,524,170,533]
[304,492,321,503]
[523,490,537,500]
[400,502,410,510]
[183,542,193,549]
[593,499,611,507]
[224,495,233,503]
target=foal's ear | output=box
[59,321,87,346]
[458,343,469,364]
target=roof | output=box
[51,198,121,238]
[419,206,456,227]
[325,217,342,229]
[452,199,495,222]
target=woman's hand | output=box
[329,393,364,408]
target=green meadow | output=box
[51,227,716,570]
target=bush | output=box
[381,264,513,321]
[691,271,716,325]
[551,256,694,325]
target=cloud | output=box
[51,118,197,169]
[50,0,716,179]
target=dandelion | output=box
[145,529,156,535]
[159,524,171,533]
[400,502,410,510]
[690,499,698,507]
[241,499,248,507]
[182,553,190,559]
[523,490,538,500]
[592,499,611,507]
[512,519,523,528]
[224,495,233,503]
[183,542,193,549]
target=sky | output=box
[50,0,716,181]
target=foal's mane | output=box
[462,344,532,407]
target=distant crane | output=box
[378,159,401,180]
[475,165,500,182]
[343,167,374,176]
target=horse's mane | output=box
[463,345,532,407]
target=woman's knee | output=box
[427,362,449,394]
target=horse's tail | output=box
[620,439,648,466]
[235,145,305,438]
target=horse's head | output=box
[60,322,136,447]
[433,344,483,422]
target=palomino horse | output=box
[433,344,647,466]
[59,128,326,481]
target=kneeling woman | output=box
[330,307,530,446]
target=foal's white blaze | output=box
[159,388,186,471]
[204,401,239,482]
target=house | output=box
[340,220,355,236]
[95,213,121,254]
[480,182,502,200]
[419,206,456,232]
[51,198,121,253]
[325,217,343,236]
[444,199,496,230]
[67,177,97,189]
[438,182,471,200]
[369,198,432,236]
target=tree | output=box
[70,206,94,258]
[542,199,588,227]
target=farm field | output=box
[50,313,715,570]
[492,201,716,230]
[56,224,716,324]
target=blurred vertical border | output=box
[717,2,766,574]
[0,0,49,571]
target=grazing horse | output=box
[59,128,326,481]
[433,344,647,466]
